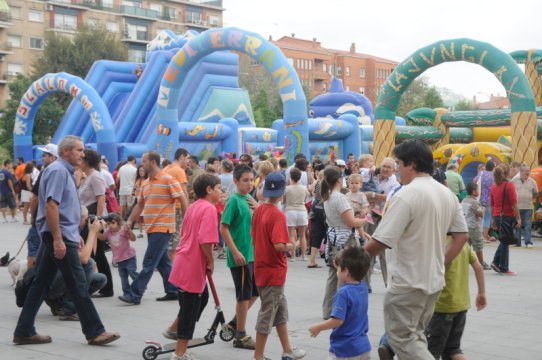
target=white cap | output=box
[37,143,58,158]
[336,159,346,166]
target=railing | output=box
[120,5,158,19]
[187,0,223,7]
[0,10,11,23]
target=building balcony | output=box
[122,31,150,44]
[167,0,224,10]
[185,17,210,29]
[47,24,78,34]
[0,10,10,28]
[120,5,158,20]
[313,70,328,80]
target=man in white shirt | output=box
[512,164,538,248]
[117,156,137,219]
[365,140,468,359]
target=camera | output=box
[89,214,114,223]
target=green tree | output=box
[454,99,477,111]
[396,76,430,117]
[33,25,128,78]
[0,75,64,158]
[423,86,444,108]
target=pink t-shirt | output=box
[103,229,136,263]
[169,198,218,293]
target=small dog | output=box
[0,251,28,287]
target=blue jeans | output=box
[63,259,108,316]
[492,217,510,272]
[118,256,138,296]
[27,225,41,257]
[14,232,105,340]
[515,209,533,245]
[129,232,177,302]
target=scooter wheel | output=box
[219,327,235,342]
[142,345,159,360]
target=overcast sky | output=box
[223,0,541,101]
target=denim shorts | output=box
[27,225,41,257]
[482,206,492,229]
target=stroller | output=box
[141,274,234,360]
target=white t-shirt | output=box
[117,163,137,196]
[373,176,468,295]
[100,169,115,189]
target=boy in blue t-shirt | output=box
[309,246,371,359]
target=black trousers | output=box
[91,240,113,294]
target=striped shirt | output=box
[139,169,183,233]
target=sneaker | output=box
[378,344,394,360]
[137,233,144,238]
[233,335,256,349]
[10,218,18,223]
[163,328,177,340]
[500,270,517,276]
[59,314,79,321]
[527,244,533,249]
[254,356,272,360]
[482,262,492,271]
[490,262,500,273]
[282,346,307,359]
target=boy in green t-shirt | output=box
[424,238,487,359]
[220,165,259,350]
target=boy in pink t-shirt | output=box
[99,213,137,297]
[168,174,222,360]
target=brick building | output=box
[271,35,398,105]
[0,0,224,107]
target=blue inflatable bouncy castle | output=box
[14,28,307,166]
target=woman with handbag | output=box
[321,166,366,319]
[490,163,520,276]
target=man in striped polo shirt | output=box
[121,151,187,305]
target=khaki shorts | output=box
[167,208,182,251]
[255,286,288,334]
[468,227,483,252]
[119,194,134,207]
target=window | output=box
[125,24,148,41]
[54,14,77,31]
[323,82,327,92]
[287,58,293,67]
[346,66,350,77]
[208,15,219,26]
[337,67,342,76]
[102,0,114,8]
[359,87,365,94]
[87,18,100,29]
[106,21,119,33]
[7,35,22,48]
[186,10,202,24]
[163,6,178,20]
[359,68,365,78]
[28,10,43,22]
[308,60,312,70]
[7,63,23,77]
[323,63,327,72]
[149,4,162,15]
[29,37,44,50]
[329,64,334,75]
[128,48,146,63]
[345,86,350,91]
[9,6,21,19]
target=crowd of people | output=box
[1,135,539,359]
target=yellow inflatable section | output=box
[448,142,512,182]
[472,127,511,142]
[433,144,464,166]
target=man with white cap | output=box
[26,144,58,268]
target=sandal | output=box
[307,264,322,268]
[217,253,226,259]
[233,335,256,349]
[88,332,120,345]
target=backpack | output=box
[105,187,120,213]
[15,267,35,307]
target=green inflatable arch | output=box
[373,38,538,167]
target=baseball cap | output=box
[37,143,58,158]
[263,171,286,198]
[336,159,346,166]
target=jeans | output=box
[515,209,533,245]
[492,216,510,272]
[91,239,113,295]
[118,256,138,296]
[14,232,105,340]
[63,259,107,316]
[129,232,177,302]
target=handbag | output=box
[495,181,517,245]
[344,228,360,248]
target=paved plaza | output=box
[0,217,541,360]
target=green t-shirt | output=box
[434,242,477,313]
[221,192,254,268]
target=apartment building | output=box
[271,35,398,106]
[0,0,224,107]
